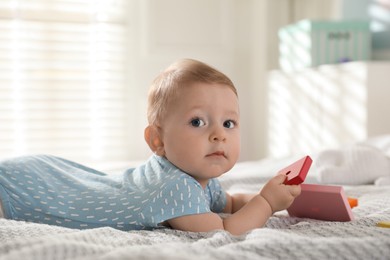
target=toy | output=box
[377,221,390,228]
[348,197,358,208]
[287,184,354,221]
[278,155,312,185]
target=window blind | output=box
[0,0,130,165]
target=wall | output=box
[267,61,390,158]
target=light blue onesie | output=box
[0,154,227,230]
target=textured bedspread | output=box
[1,184,389,260]
[2,139,390,259]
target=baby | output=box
[0,59,300,235]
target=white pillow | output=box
[313,144,390,185]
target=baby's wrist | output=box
[256,194,273,215]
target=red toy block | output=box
[278,155,312,185]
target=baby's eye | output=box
[223,120,235,129]
[190,118,205,127]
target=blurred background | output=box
[1,0,389,167]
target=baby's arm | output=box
[167,174,300,235]
[222,192,255,213]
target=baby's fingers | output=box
[288,185,301,197]
[273,174,287,184]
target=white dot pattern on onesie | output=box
[0,154,226,231]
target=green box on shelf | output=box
[279,19,371,71]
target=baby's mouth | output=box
[206,151,226,158]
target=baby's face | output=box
[160,82,240,187]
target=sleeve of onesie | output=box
[141,173,213,227]
[206,178,227,213]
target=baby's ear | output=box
[144,125,165,156]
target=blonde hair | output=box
[147,58,237,126]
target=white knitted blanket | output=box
[1,183,389,260]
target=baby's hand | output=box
[260,174,301,213]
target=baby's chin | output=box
[203,164,233,178]
[168,156,235,178]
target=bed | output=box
[1,136,390,260]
